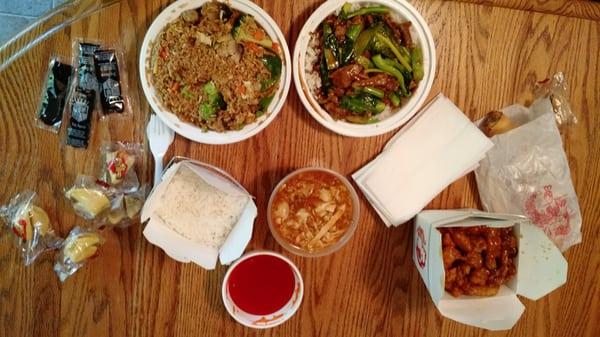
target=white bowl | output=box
[139,0,292,144]
[293,0,436,137]
[222,251,304,329]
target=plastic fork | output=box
[146,114,175,188]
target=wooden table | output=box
[1,0,599,336]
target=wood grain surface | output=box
[0,1,599,337]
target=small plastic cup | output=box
[222,251,303,329]
[267,167,360,257]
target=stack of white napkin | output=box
[352,94,493,227]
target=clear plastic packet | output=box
[65,42,100,148]
[475,99,582,252]
[0,190,63,265]
[65,175,117,221]
[533,72,577,129]
[36,57,73,132]
[97,142,142,193]
[106,186,146,228]
[54,226,104,282]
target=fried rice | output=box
[151,3,278,132]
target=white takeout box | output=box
[141,160,257,270]
[413,209,568,330]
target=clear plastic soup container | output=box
[267,167,360,257]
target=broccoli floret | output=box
[232,15,273,49]
[199,81,227,120]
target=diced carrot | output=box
[160,46,169,60]
[272,42,281,54]
[171,82,180,92]
[235,84,247,94]
[253,29,266,40]
[244,42,262,54]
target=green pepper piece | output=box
[411,47,424,81]
[372,54,408,96]
[373,32,412,72]
[355,55,373,69]
[340,23,364,66]
[342,5,389,20]
[389,92,401,107]
[258,95,274,114]
[319,54,331,96]
[260,54,282,92]
[357,86,385,99]
[355,28,376,56]
[323,23,340,70]
[340,94,386,115]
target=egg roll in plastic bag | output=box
[475,97,581,252]
[54,226,104,282]
[0,191,62,265]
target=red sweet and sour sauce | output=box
[227,254,296,315]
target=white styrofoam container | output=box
[142,159,257,269]
[413,209,568,331]
[293,0,436,137]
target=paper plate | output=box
[139,0,292,144]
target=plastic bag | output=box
[534,72,577,129]
[475,98,582,252]
[0,191,62,265]
[97,142,141,193]
[54,226,104,282]
[105,186,146,228]
[65,175,116,221]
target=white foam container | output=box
[414,209,568,331]
[139,0,292,144]
[293,0,436,137]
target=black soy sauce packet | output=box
[66,88,95,148]
[77,43,99,92]
[37,59,73,129]
[94,49,124,113]
[66,43,99,148]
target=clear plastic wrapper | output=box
[36,57,73,132]
[54,226,104,282]
[475,98,582,252]
[0,190,62,265]
[106,186,146,228]
[533,72,577,129]
[65,175,116,221]
[97,142,142,193]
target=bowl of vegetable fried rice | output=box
[140,0,291,144]
[293,0,436,137]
